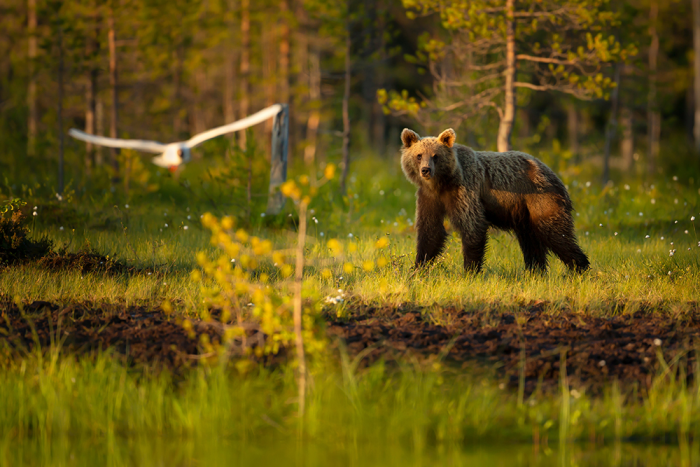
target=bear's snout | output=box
[420,166,432,179]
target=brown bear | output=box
[400,128,590,273]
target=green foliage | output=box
[387,0,638,134]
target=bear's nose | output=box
[420,167,431,177]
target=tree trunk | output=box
[304,39,321,165]
[57,25,65,196]
[239,0,250,149]
[27,0,37,157]
[647,1,660,176]
[85,13,100,173]
[173,45,185,140]
[693,0,700,152]
[193,69,207,135]
[108,9,120,183]
[620,105,634,172]
[278,1,290,106]
[96,97,104,166]
[340,31,351,193]
[497,0,516,153]
[602,64,621,185]
[224,2,237,129]
[567,103,579,161]
[292,0,308,155]
[262,24,276,147]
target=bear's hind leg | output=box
[515,228,549,273]
[539,216,590,273]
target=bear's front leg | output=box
[447,195,489,273]
[459,229,488,273]
[414,193,447,268]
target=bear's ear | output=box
[401,128,420,148]
[438,128,456,148]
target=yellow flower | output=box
[235,229,249,243]
[362,260,375,272]
[375,237,389,249]
[376,256,388,268]
[343,262,354,274]
[281,180,301,200]
[348,242,358,253]
[281,264,294,278]
[272,252,286,265]
[221,216,234,230]
[327,239,343,256]
[324,163,336,180]
[321,268,333,279]
[190,269,202,282]
[299,174,309,185]
[201,212,217,229]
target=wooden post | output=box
[266,104,289,215]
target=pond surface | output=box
[4,438,699,467]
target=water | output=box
[4,438,699,467]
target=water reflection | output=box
[3,437,699,467]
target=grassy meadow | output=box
[2,150,700,463]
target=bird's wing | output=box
[68,129,167,154]
[185,104,283,148]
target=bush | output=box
[0,198,52,265]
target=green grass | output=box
[2,152,700,460]
[2,348,700,457]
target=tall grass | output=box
[2,348,700,445]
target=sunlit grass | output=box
[3,161,699,315]
[1,349,700,447]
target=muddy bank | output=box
[0,301,269,370]
[2,300,699,392]
[328,304,700,393]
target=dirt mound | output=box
[327,304,700,393]
[0,301,269,370]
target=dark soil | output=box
[2,299,699,392]
[327,303,700,393]
[0,300,268,370]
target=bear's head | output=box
[400,128,457,189]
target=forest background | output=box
[0,0,699,193]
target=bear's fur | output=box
[400,128,590,273]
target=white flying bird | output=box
[68,104,282,171]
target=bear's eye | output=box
[416,154,422,161]
[432,154,438,159]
